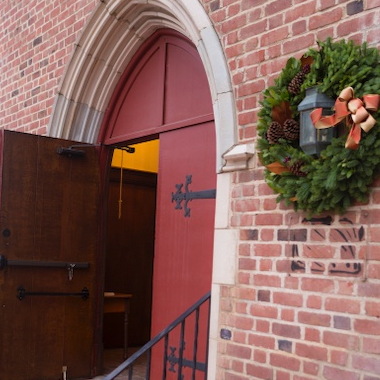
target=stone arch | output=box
[48,0,236,170]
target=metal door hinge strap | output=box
[17,286,89,300]
[171,175,216,217]
[0,255,90,270]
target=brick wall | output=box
[0,0,97,134]
[1,0,380,379]
[205,1,380,379]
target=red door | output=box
[100,28,216,376]
[0,130,101,380]
[152,121,216,330]
[150,121,216,378]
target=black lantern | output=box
[298,87,336,155]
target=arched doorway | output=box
[47,1,238,377]
[99,29,217,374]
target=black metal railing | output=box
[103,291,211,380]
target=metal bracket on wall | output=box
[171,175,216,217]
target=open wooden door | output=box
[149,120,216,379]
[0,130,101,380]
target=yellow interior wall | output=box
[111,140,159,173]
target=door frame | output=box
[48,4,240,379]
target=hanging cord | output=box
[116,146,135,219]
[118,150,124,219]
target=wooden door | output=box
[150,120,216,378]
[99,28,216,376]
[0,130,100,380]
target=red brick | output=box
[285,1,317,23]
[330,349,349,366]
[253,349,267,363]
[325,297,360,314]
[281,308,295,322]
[275,370,290,380]
[284,276,299,290]
[337,13,376,36]
[276,259,292,273]
[283,34,315,55]
[236,301,248,314]
[352,354,380,375]
[323,366,360,380]
[333,315,351,331]
[301,278,334,293]
[354,319,380,335]
[265,0,292,16]
[367,0,380,9]
[254,243,282,256]
[248,333,275,349]
[273,322,301,339]
[261,26,289,47]
[250,303,278,319]
[234,331,247,344]
[362,245,380,261]
[255,213,283,225]
[235,198,260,212]
[358,283,380,298]
[309,7,342,29]
[256,319,270,333]
[246,363,273,379]
[298,311,331,327]
[221,14,248,33]
[259,258,272,271]
[273,291,303,307]
[231,358,244,372]
[305,327,320,343]
[226,342,252,360]
[303,244,335,258]
[238,257,256,270]
[240,21,267,39]
[303,361,319,375]
[295,342,328,361]
[323,331,359,350]
[239,243,251,257]
[363,337,380,354]
[237,272,250,285]
[253,273,282,287]
[306,295,322,309]
[292,20,307,36]
[270,352,301,371]
[365,301,380,318]
[368,262,380,279]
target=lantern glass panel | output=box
[298,87,336,156]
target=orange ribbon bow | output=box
[310,87,380,150]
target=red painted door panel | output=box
[103,30,213,145]
[150,121,216,378]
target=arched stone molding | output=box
[48,0,237,171]
[48,3,238,379]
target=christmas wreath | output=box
[257,38,380,216]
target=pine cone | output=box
[290,161,307,177]
[302,64,311,74]
[288,71,306,95]
[267,121,284,144]
[283,118,299,141]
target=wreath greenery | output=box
[257,38,380,216]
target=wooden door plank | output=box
[0,131,101,380]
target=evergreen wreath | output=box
[257,38,380,216]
